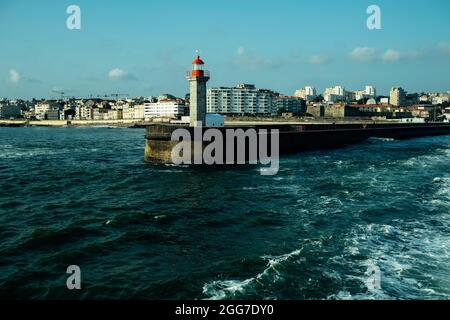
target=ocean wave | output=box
[401,148,450,168]
[2,128,450,299]
[342,219,450,299]
[432,176,450,198]
[202,248,303,300]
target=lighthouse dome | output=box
[192,56,205,65]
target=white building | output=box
[294,86,317,101]
[76,105,92,120]
[207,84,277,115]
[324,86,346,102]
[432,96,450,105]
[134,104,145,120]
[353,86,376,101]
[123,104,145,120]
[364,85,376,97]
[34,102,51,120]
[144,100,185,120]
[419,95,430,103]
[390,87,406,107]
[380,97,390,105]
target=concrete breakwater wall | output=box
[144,123,450,164]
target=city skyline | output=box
[1,0,450,99]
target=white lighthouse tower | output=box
[187,53,210,127]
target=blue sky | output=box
[1,0,450,99]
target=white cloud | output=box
[348,47,424,64]
[108,68,137,81]
[309,55,331,65]
[439,41,450,55]
[382,49,401,62]
[108,68,126,80]
[9,69,20,84]
[382,49,423,62]
[349,47,378,63]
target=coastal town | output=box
[2,0,450,307]
[1,85,450,126]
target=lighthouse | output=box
[187,54,210,127]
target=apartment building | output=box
[207,84,278,115]
[390,87,407,107]
[144,100,185,120]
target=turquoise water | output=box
[0,127,449,299]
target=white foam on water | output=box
[202,248,303,300]
[318,196,343,207]
[345,246,360,256]
[401,147,450,168]
[242,184,303,196]
[202,279,253,301]
[327,289,388,300]
[368,137,396,143]
[207,146,450,300]
[353,218,450,299]
[164,163,189,168]
[434,177,450,197]
[327,290,354,300]
[0,148,63,159]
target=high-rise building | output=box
[207,84,278,115]
[324,86,346,102]
[274,96,306,115]
[390,87,406,106]
[294,86,317,101]
[354,85,377,101]
[365,85,377,97]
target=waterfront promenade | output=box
[0,118,400,128]
[0,119,149,127]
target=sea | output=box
[0,126,449,300]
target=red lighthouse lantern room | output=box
[191,55,207,77]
